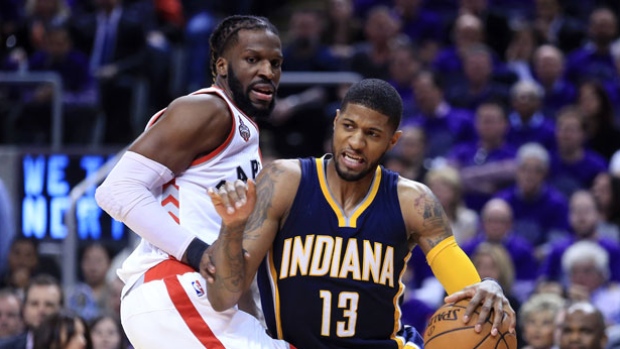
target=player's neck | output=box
[325,160,376,214]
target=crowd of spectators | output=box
[1,0,620,348]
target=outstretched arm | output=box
[204,160,300,311]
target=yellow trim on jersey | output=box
[315,157,382,228]
[268,249,284,339]
[392,251,412,349]
[426,236,481,295]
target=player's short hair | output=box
[341,79,403,132]
[208,15,279,82]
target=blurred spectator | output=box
[0,179,15,277]
[504,22,538,83]
[266,8,341,158]
[387,41,421,116]
[0,237,39,294]
[179,0,218,93]
[576,81,620,161]
[470,242,522,322]
[460,198,539,302]
[0,237,59,295]
[505,80,557,150]
[487,0,534,20]
[66,243,113,322]
[532,45,577,118]
[519,292,565,349]
[445,44,511,112]
[590,172,620,241]
[565,7,619,85]
[392,0,443,64]
[557,301,608,349]
[321,0,364,60]
[425,165,478,244]
[0,288,23,344]
[6,0,71,58]
[3,24,100,145]
[494,142,570,250]
[89,313,127,349]
[68,0,147,145]
[347,5,401,80]
[0,274,64,349]
[532,0,585,54]
[406,70,476,159]
[561,241,620,326]
[549,106,608,198]
[33,309,91,349]
[432,13,486,83]
[539,190,620,285]
[447,102,516,212]
[383,125,429,182]
[458,0,513,62]
[0,0,26,62]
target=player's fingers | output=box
[475,296,494,333]
[462,292,483,324]
[246,179,256,206]
[217,182,236,214]
[233,179,248,208]
[489,299,504,336]
[504,301,517,334]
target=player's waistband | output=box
[124,258,195,299]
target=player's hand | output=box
[202,241,251,284]
[207,179,256,228]
[444,279,516,336]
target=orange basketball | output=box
[423,299,517,349]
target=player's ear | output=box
[388,130,402,151]
[216,57,228,77]
[332,109,341,130]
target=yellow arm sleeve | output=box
[425,236,481,295]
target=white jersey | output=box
[118,86,262,291]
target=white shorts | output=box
[120,260,293,349]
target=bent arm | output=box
[95,94,232,261]
[400,180,480,295]
[207,160,299,311]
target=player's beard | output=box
[333,151,385,182]
[228,66,275,119]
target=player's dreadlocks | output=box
[209,15,279,83]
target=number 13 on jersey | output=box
[319,290,360,337]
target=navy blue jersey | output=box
[257,156,413,349]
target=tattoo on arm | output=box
[244,164,283,238]
[413,189,453,248]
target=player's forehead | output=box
[233,29,282,55]
[340,104,391,128]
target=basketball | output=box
[423,299,516,349]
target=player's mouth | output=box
[250,84,275,103]
[341,151,365,170]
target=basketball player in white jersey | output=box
[95,15,294,349]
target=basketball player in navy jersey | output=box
[96,15,294,348]
[206,79,517,348]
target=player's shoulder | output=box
[260,159,302,182]
[168,92,229,117]
[397,176,432,198]
[257,159,302,211]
